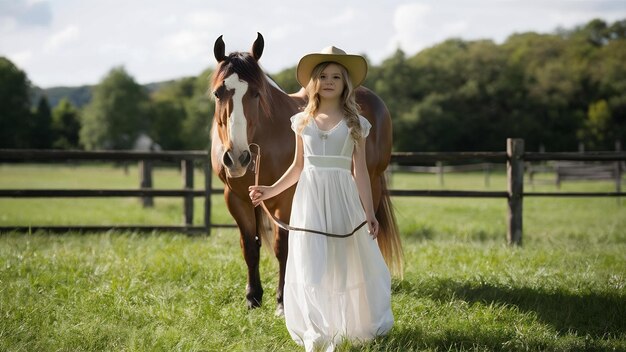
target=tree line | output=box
[1,18,624,152]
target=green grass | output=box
[1,164,625,351]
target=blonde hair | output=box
[298,62,362,142]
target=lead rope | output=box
[249,143,367,238]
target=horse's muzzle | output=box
[222,148,252,178]
[239,150,251,167]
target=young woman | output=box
[249,46,393,351]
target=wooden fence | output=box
[391,162,495,187]
[0,149,223,233]
[1,139,625,244]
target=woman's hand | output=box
[248,185,273,207]
[366,214,379,239]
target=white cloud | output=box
[44,25,79,53]
[268,24,304,41]
[10,50,34,66]
[3,0,625,87]
[96,43,128,56]
[442,20,468,37]
[156,10,227,62]
[187,11,226,28]
[161,30,211,61]
[390,2,433,53]
[0,17,17,32]
[328,8,357,26]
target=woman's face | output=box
[317,63,345,101]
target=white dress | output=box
[283,112,393,351]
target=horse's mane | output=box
[264,74,286,94]
[210,52,272,117]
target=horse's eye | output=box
[213,90,220,99]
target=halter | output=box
[249,143,367,238]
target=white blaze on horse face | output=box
[223,73,249,162]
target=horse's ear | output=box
[214,35,226,63]
[251,32,264,61]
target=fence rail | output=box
[0,189,208,197]
[524,152,626,162]
[0,149,208,161]
[1,138,624,244]
[391,152,507,163]
[0,148,214,234]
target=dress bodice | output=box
[290,112,371,160]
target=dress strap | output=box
[339,129,355,158]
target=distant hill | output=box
[32,85,93,109]
[31,79,178,109]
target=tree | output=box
[80,66,150,150]
[52,98,81,149]
[594,34,626,146]
[0,57,32,148]
[149,77,196,150]
[578,100,611,149]
[578,18,610,46]
[369,49,417,121]
[608,19,626,40]
[148,71,213,150]
[493,31,589,151]
[150,100,185,150]
[29,96,53,148]
[180,70,214,150]
[271,66,300,94]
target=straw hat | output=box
[296,46,368,88]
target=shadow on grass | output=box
[355,325,548,352]
[393,277,626,338]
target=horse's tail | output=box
[376,172,404,277]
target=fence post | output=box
[484,163,491,188]
[139,160,153,207]
[204,160,212,233]
[616,141,622,206]
[182,159,194,226]
[507,138,524,245]
[437,161,444,187]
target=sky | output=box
[1,0,625,88]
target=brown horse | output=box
[210,33,402,313]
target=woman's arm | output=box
[248,134,304,207]
[353,137,379,238]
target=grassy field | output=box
[1,163,625,351]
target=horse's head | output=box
[211,32,271,178]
